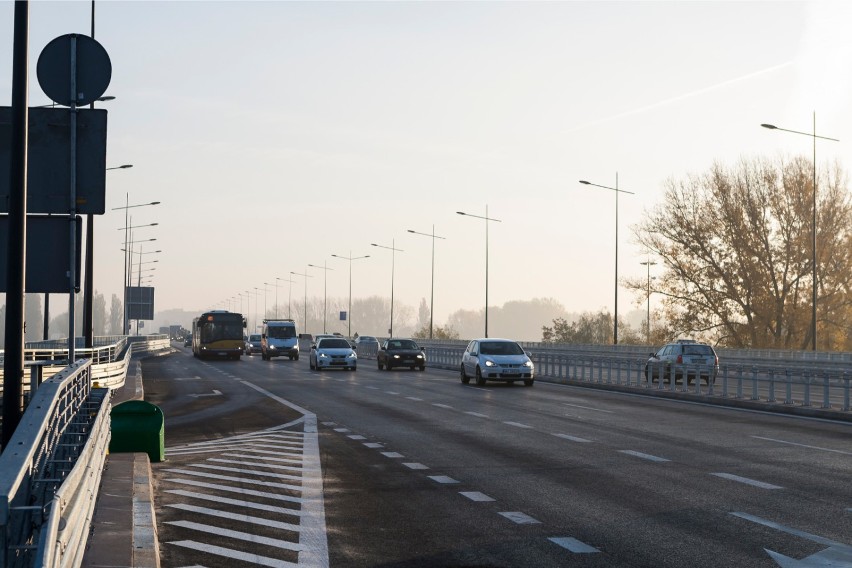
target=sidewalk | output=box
[82,358,160,568]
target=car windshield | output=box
[387,340,419,350]
[249,335,261,341]
[268,326,296,339]
[319,338,351,349]
[683,345,714,356]
[359,336,377,342]
[479,341,524,356]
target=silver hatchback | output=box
[460,338,534,387]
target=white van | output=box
[261,319,299,360]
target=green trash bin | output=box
[109,400,165,462]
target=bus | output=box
[192,310,246,360]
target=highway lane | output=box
[144,346,852,567]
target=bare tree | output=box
[628,156,852,349]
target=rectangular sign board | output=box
[0,107,108,214]
[127,286,155,320]
[0,214,81,293]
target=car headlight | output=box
[393,354,400,359]
[523,361,533,368]
[348,353,357,359]
[484,359,496,367]
[319,353,328,359]
[269,345,276,350]
[416,354,423,359]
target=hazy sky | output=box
[2,1,852,329]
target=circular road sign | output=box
[37,34,112,107]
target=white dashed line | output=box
[428,475,460,484]
[752,436,852,456]
[334,428,350,433]
[562,403,614,413]
[504,421,533,429]
[385,391,400,395]
[405,396,424,401]
[552,433,592,443]
[549,536,600,553]
[711,473,783,489]
[460,491,494,502]
[381,452,404,458]
[403,463,429,470]
[465,412,489,418]
[348,435,367,440]
[499,511,540,524]
[432,403,454,409]
[619,450,670,463]
[363,443,384,448]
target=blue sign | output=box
[340,311,347,321]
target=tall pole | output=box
[457,208,501,338]
[331,252,369,338]
[291,271,312,334]
[371,241,403,337]
[308,263,333,333]
[408,226,446,339]
[579,177,635,345]
[761,117,838,351]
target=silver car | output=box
[460,338,534,386]
[309,337,357,371]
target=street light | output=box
[579,176,635,345]
[407,226,446,339]
[457,207,501,338]
[291,270,313,334]
[308,263,334,333]
[331,252,370,338]
[277,276,296,320]
[640,260,657,344]
[761,115,839,351]
[264,282,274,322]
[112,196,160,335]
[371,240,404,338]
[254,286,262,333]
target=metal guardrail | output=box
[0,360,110,568]
[422,346,852,415]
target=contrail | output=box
[564,60,795,133]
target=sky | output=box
[2,0,852,332]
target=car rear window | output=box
[683,345,714,356]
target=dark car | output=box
[245,334,262,355]
[645,339,719,385]
[377,338,426,371]
[184,334,192,347]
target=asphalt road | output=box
[144,345,852,568]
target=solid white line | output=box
[403,463,429,470]
[499,511,540,524]
[460,491,494,502]
[465,412,489,418]
[168,540,298,568]
[167,521,301,551]
[751,436,852,456]
[207,458,303,473]
[163,478,304,503]
[562,403,614,414]
[164,489,303,517]
[188,463,302,481]
[428,475,459,484]
[711,473,783,490]
[619,450,670,463]
[221,453,302,465]
[504,421,533,429]
[222,448,303,459]
[549,536,600,553]
[163,469,302,492]
[381,452,404,458]
[552,433,592,443]
[167,503,301,532]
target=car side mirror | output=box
[352,345,357,350]
[421,346,426,351]
[470,351,478,357]
[380,346,386,350]
[311,343,316,349]
[262,334,266,339]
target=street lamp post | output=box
[254,287,261,333]
[457,207,501,338]
[407,226,446,339]
[761,115,839,351]
[277,276,296,320]
[264,282,274,322]
[579,176,635,345]
[112,196,160,335]
[331,252,370,338]
[291,270,313,334]
[640,260,657,343]
[308,262,334,333]
[371,240,403,338]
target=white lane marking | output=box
[460,491,494,502]
[188,390,223,398]
[167,503,301,532]
[363,443,384,448]
[168,443,304,456]
[403,463,429,470]
[163,478,304,504]
[168,540,297,568]
[465,412,489,418]
[552,433,592,443]
[221,453,302,465]
[165,490,303,517]
[548,537,600,553]
[169,447,303,459]
[730,512,848,547]
[562,403,614,413]
[167,520,303,551]
[334,428,350,433]
[752,436,852,456]
[347,435,367,440]
[428,475,460,484]
[619,450,670,463]
[405,397,424,401]
[711,473,783,490]
[499,511,540,524]
[432,403,454,409]
[504,421,533,429]
[385,391,400,395]
[381,452,404,458]
[187,463,302,481]
[321,421,336,426]
[163,469,302,492]
[365,386,380,390]
[207,459,303,473]
[175,376,203,381]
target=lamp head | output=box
[579,180,591,185]
[761,124,777,130]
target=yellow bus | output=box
[192,310,246,360]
